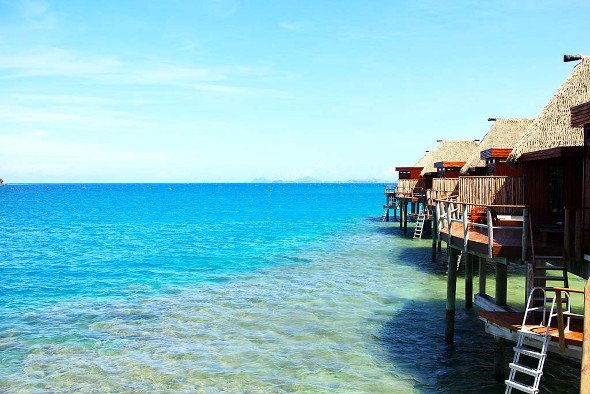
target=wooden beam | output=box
[556,290,566,354]
[576,208,583,262]
[432,208,438,260]
[565,208,571,260]
[495,262,507,306]
[494,337,506,381]
[479,257,487,295]
[465,253,473,309]
[445,247,459,344]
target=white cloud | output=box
[279,22,304,31]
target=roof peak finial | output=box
[564,54,583,62]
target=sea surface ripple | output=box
[0,184,580,392]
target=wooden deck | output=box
[439,222,523,258]
[478,311,583,359]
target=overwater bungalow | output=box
[383,140,478,238]
[435,55,590,392]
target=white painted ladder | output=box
[505,287,560,394]
[413,207,426,239]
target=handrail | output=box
[436,198,529,259]
[434,197,527,209]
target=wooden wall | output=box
[523,157,583,227]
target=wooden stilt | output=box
[565,208,571,260]
[581,279,590,393]
[465,253,473,309]
[526,262,534,306]
[385,208,389,222]
[478,257,486,296]
[403,201,408,234]
[399,200,404,229]
[575,208,582,262]
[432,209,438,260]
[438,240,442,252]
[495,262,507,306]
[494,337,506,381]
[445,247,459,344]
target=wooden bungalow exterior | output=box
[433,56,590,389]
[384,141,478,236]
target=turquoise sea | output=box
[0,184,580,392]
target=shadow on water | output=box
[374,297,580,393]
[372,223,580,392]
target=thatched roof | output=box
[507,56,590,165]
[460,118,533,174]
[413,150,434,168]
[419,140,479,176]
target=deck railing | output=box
[393,179,425,198]
[459,176,524,215]
[435,196,529,260]
[430,178,459,204]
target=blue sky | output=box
[1,0,590,182]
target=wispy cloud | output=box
[16,0,59,29]
[279,22,304,31]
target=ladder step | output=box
[534,276,567,281]
[504,380,538,394]
[509,362,542,377]
[535,255,563,260]
[534,266,565,270]
[513,346,545,359]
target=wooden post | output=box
[479,257,487,296]
[521,207,529,263]
[576,208,583,262]
[447,202,453,246]
[556,290,566,354]
[494,337,506,380]
[432,208,438,260]
[487,208,494,259]
[393,198,397,221]
[403,201,408,233]
[399,200,403,228]
[565,208,571,260]
[445,247,459,344]
[465,253,473,309]
[526,262,535,306]
[495,262,507,306]
[581,279,590,393]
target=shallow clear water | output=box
[0,184,580,392]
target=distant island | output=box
[251,177,388,184]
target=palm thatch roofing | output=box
[419,140,479,176]
[460,118,533,174]
[413,150,434,168]
[507,56,590,166]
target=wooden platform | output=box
[478,311,583,359]
[439,223,522,258]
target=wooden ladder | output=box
[529,226,569,305]
[413,207,426,239]
[380,208,389,222]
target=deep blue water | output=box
[0,184,580,392]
